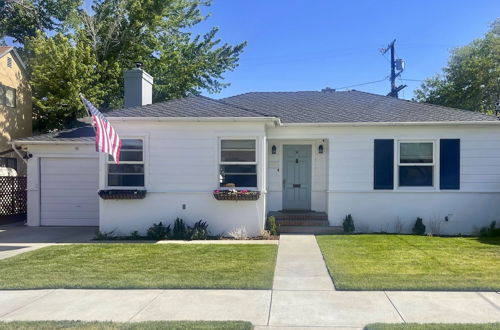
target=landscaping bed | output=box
[316,235,500,291]
[0,244,277,289]
[0,321,253,330]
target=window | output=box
[107,139,144,187]
[219,139,257,187]
[7,57,12,68]
[0,157,17,170]
[0,84,16,107]
[5,87,15,107]
[398,142,434,187]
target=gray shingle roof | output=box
[106,95,264,118]
[17,90,499,143]
[15,125,95,143]
[221,90,499,123]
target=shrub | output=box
[228,227,248,240]
[147,222,170,240]
[412,217,426,235]
[479,221,500,237]
[94,230,116,240]
[172,218,189,239]
[189,220,209,240]
[265,216,279,235]
[342,214,355,234]
[130,230,141,240]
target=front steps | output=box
[268,211,343,234]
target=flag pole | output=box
[79,93,96,134]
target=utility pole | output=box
[381,39,406,98]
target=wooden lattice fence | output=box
[0,176,27,215]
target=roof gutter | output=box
[281,121,500,127]
[105,116,280,123]
[11,140,93,146]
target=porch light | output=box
[318,145,324,154]
[271,145,277,154]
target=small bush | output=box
[342,214,355,234]
[172,218,189,239]
[130,231,141,240]
[228,227,248,240]
[265,216,279,235]
[94,230,116,240]
[479,221,500,237]
[189,220,209,240]
[147,222,170,240]
[412,217,426,235]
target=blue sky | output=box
[189,0,499,100]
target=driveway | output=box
[0,222,96,260]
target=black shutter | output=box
[440,139,460,190]
[374,139,394,190]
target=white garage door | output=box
[41,157,99,226]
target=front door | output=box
[283,145,312,210]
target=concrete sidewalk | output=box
[0,234,499,328]
[0,289,498,328]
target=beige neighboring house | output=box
[0,46,32,176]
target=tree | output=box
[0,0,80,45]
[414,20,500,113]
[27,32,105,130]
[25,0,246,130]
[75,0,246,109]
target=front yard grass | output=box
[316,235,500,291]
[0,244,277,289]
[0,321,252,330]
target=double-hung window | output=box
[398,142,434,187]
[107,139,144,187]
[0,84,16,108]
[219,139,257,188]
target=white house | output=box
[14,67,500,236]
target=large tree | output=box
[27,32,105,130]
[21,0,246,131]
[414,19,500,113]
[0,0,80,44]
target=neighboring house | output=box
[13,67,500,235]
[0,46,32,176]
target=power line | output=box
[333,76,389,90]
[401,78,423,82]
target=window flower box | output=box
[213,189,260,201]
[98,189,147,200]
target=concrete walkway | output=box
[0,234,499,329]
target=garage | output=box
[40,157,99,226]
[12,125,100,227]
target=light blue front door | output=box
[283,145,312,210]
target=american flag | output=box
[81,96,122,164]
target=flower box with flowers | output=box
[213,189,260,201]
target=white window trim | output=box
[106,136,146,189]
[218,137,258,189]
[396,140,437,189]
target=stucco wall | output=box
[269,124,500,235]
[99,120,269,236]
[0,52,32,175]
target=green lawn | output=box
[316,235,500,290]
[0,321,252,330]
[364,324,500,330]
[0,244,277,289]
